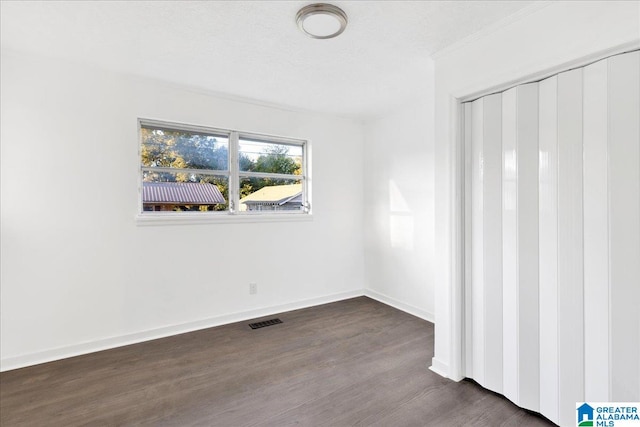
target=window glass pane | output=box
[141,126,229,171]
[238,138,303,175]
[142,171,228,212]
[239,178,303,212]
[139,122,310,218]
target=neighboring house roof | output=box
[240,183,302,206]
[143,181,225,205]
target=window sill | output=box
[135,212,314,226]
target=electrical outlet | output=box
[249,283,257,295]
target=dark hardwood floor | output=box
[0,297,555,426]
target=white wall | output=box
[432,1,640,380]
[0,50,366,370]
[363,84,435,321]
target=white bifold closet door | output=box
[464,50,639,427]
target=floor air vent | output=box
[249,318,283,329]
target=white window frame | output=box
[136,119,312,225]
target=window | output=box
[139,119,309,218]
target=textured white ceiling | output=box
[1,1,537,119]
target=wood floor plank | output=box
[0,297,555,426]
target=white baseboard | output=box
[429,357,449,378]
[0,289,363,372]
[364,289,434,323]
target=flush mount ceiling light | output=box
[296,3,348,39]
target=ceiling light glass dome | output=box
[296,4,348,39]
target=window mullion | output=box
[141,166,229,177]
[230,131,240,214]
[303,141,310,213]
[239,171,305,181]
